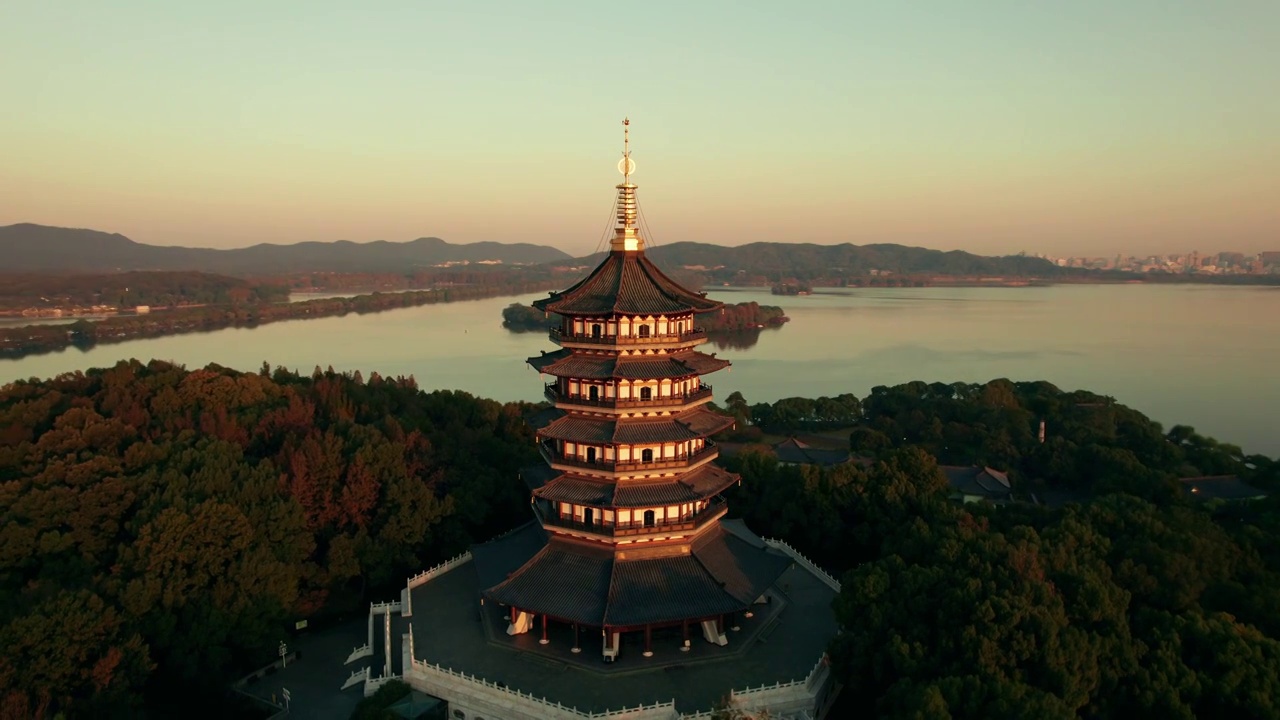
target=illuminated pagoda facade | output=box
[472,120,791,660]
[356,123,840,719]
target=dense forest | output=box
[719,381,1280,718]
[0,279,561,360]
[4,368,1279,718]
[500,301,789,333]
[0,272,291,313]
[0,361,539,718]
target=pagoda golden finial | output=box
[611,118,643,253]
[617,117,635,182]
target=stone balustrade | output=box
[763,538,842,592]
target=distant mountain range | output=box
[582,241,1066,278]
[0,224,573,274]
[2,223,1063,279]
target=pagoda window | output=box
[643,510,656,527]
[638,324,651,338]
[583,507,595,526]
[618,509,632,524]
[603,509,615,524]
[589,386,599,401]
[587,447,597,464]
[642,448,654,463]
[639,387,652,401]
[592,323,603,338]
[657,317,669,335]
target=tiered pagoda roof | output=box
[526,464,738,506]
[535,408,734,445]
[533,251,722,316]
[475,520,790,629]
[528,348,729,379]
[471,120,787,652]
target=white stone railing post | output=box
[763,538,842,592]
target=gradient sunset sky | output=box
[2,1,1277,257]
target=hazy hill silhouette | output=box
[0,224,572,274]
[577,241,1065,277]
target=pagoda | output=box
[472,120,791,661]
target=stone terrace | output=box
[367,552,838,716]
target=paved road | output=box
[241,617,370,720]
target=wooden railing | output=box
[537,499,726,538]
[550,327,707,346]
[540,441,718,472]
[545,384,713,409]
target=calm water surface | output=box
[3,285,1277,456]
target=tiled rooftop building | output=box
[346,122,841,719]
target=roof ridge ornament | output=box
[610,118,644,253]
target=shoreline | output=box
[0,283,559,362]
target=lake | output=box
[2,284,1277,456]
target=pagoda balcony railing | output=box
[544,384,713,409]
[539,440,718,473]
[536,498,727,538]
[550,327,707,346]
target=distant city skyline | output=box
[2,1,1278,257]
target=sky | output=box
[2,1,1277,258]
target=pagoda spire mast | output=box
[611,117,644,253]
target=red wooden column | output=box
[643,624,653,657]
[540,614,549,645]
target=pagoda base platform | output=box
[366,544,840,718]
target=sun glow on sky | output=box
[2,1,1277,256]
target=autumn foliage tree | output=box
[0,360,537,718]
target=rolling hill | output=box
[0,224,573,274]
[573,241,1066,279]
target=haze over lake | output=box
[3,284,1277,456]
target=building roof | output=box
[536,408,734,446]
[772,438,853,467]
[532,250,722,317]
[940,465,1014,500]
[531,464,739,507]
[477,520,791,628]
[1179,475,1268,501]
[527,348,730,380]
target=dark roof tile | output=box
[528,349,730,380]
[476,521,790,629]
[537,409,734,446]
[484,539,614,626]
[534,251,722,316]
[533,465,738,507]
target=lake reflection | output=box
[2,285,1277,456]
